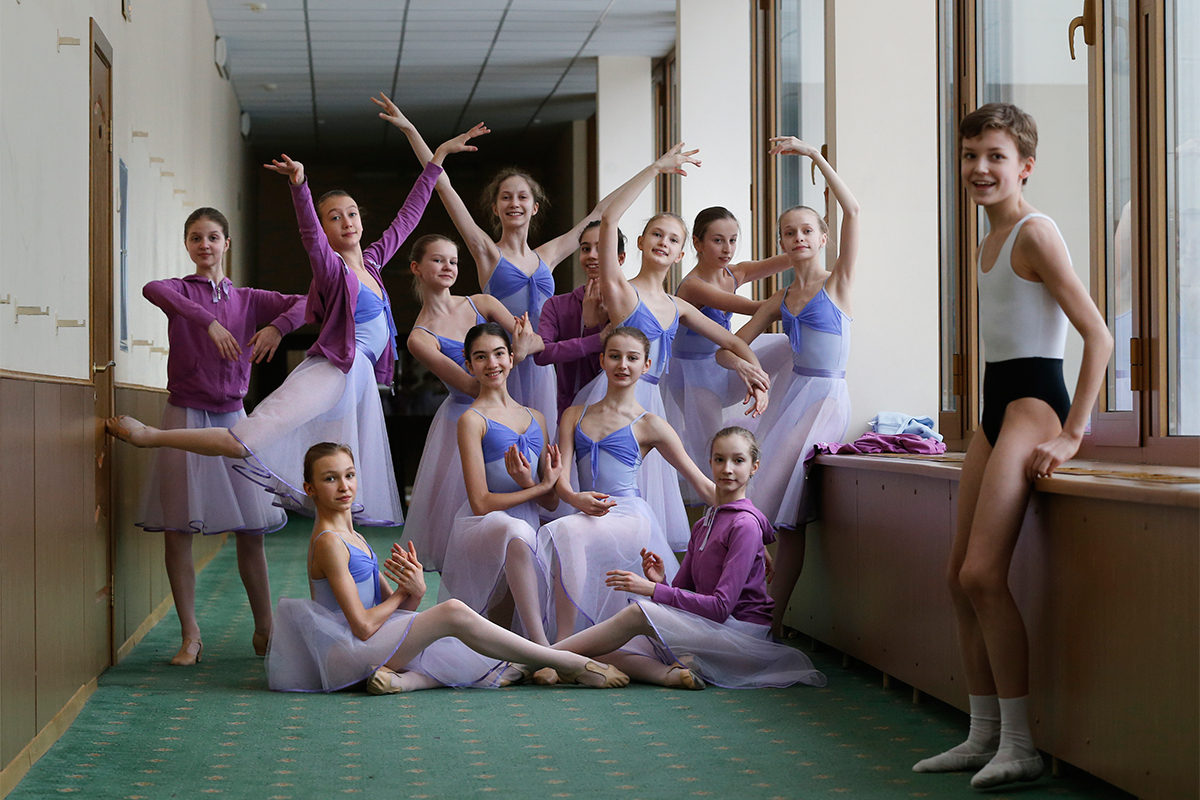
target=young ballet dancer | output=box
[913,103,1110,788]
[265,442,628,693]
[377,93,653,440]
[580,144,772,549]
[551,427,826,690]
[403,236,543,571]
[108,113,473,526]
[533,221,626,422]
[540,327,715,642]
[665,206,794,502]
[733,137,860,638]
[438,323,559,648]
[138,207,306,665]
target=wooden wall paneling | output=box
[0,379,38,767]
[32,383,69,729]
[932,481,967,710]
[790,468,860,652]
[110,387,134,648]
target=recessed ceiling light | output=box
[263,83,277,91]
[248,3,267,12]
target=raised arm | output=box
[599,144,702,319]
[770,137,860,304]
[264,155,348,298]
[407,328,480,399]
[374,94,501,282]
[732,253,796,286]
[637,414,715,506]
[1016,217,1113,478]
[675,275,762,317]
[679,297,770,415]
[458,411,558,515]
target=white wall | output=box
[677,0,753,283]
[596,55,654,279]
[0,0,250,385]
[832,0,942,437]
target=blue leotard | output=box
[473,407,544,493]
[574,406,647,498]
[485,256,555,330]
[413,297,486,404]
[617,292,679,384]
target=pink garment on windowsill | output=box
[815,432,948,456]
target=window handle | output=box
[1068,0,1097,60]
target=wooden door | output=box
[90,19,115,665]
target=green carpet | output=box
[9,515,1131,799]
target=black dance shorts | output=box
[980,357,1070,446]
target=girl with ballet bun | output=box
[436,322,560,650]
[539,326,715,643]
[733,137,859,638]
[579,144,772,551]
[551,427,826,690]
[403,235,543,572]
[665,206,794,503]
[265,442,628,694]
[376,93,646,442]
[108,108,475,528]
[137,207,306,665]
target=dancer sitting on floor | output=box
[266,442,628,694]
[912,103,1110,789]
[550,427,826,690]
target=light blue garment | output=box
[574,406,646,498]
[870,412,943,442]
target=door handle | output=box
[93,360,115,374]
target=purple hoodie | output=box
[651,498,777,626]
[289,162,442,386]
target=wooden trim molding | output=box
[0,679,98,797]
[0,370,92,387]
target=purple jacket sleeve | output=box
[143,279,217,329]
[362,163,444,268]
[533,296,604,367]
[289,179,346,298]
[650,517,761,624]
[249,290,307,336]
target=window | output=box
[938,0,1197,464]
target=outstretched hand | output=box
[434,123,490,162]
[605,569,658,597]
[742,385,769,417]
[640,548,666,583]
[768,136,820,159]
[207,320,243,361]
[264,154,304,185]
[247,325,283,363]
[653,142,702,176]
[372,92,412,131]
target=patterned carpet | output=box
[8,516,1131,799]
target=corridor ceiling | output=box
[207,0,678,152]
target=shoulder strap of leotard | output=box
[722,265,737,286]
[466,295,483,321]
[308,530,350,573]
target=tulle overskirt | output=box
[402,396,472,571]
[136,404,286,535]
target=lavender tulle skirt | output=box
[747,369,851,530]
[537,496,679,638]
[620,601,827,689]
[402,396,473,571]
[437,500,549,632]
[265,598,505,692]
[136,403,286,535]
[663,333,793,505]
[231,351,404,527]
[569,376,690,552]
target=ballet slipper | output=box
[499,663,534,687]
[106,415,147,447]
[170,638,202,666]
[666,664,705,691]
[498,663,560,687]
[252,631,269,657]
[558,660,629,689]
[911,748,996,773]
[970,753,1044,789]
[366,665,407,695]
[531,666,559,685]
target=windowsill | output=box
[813,452,1200,509]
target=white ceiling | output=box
[207,0,678,152]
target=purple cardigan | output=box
[533,285,605,420]
[651,498,777,626]
[290,162,443,386]
[144,275,306,413]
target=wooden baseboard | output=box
[0,679,98,798]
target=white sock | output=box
[911,694,999,772]
[970,696,1044,788]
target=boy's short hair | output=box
[960,102,1038,161]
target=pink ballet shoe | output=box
[366,666,406,695]
[170,638,202,666]
[252,631,269,657]
[558,660,629,689]
[667,664,705,691]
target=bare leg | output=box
[235,533,273,650]
[505,539,549,645]
[112,415,248,458]
[384,599,625,688]
[553,572,578,643]
[768,523,807,637]
[164,531,200,641]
